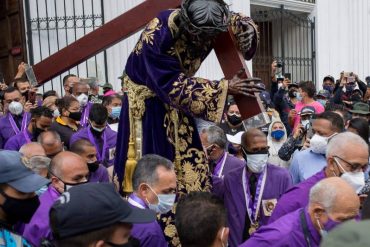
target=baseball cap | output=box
[0,150,49,193]
[50,183,156,239]
[349,102,370,115]
[299,106,316,116]
[323,75,335,83]
[226,131,244,145]
[100,82,113,90]
[321,220,370,247]
[288,82,299,89]
[317,89,330,99]
[259,91,271,106]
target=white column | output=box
[315,0,370,88]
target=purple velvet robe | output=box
[0,112,31,148]
[23,186,60,246]
[268,170,326,224]
[89,164,110,183]
[239,207,321,247]
[4,130,32,151]
[223,164,292,247]
[70,127,117,167]
[212,152,245,197]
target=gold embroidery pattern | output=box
[168,74,228,124]
[134,18,162,55]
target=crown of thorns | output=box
[180,0,231,35]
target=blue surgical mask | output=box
[271,129,285,141]
[145,185,176,214]
[317,99,327,107]
[316,214,340,237]
[110,106,121,119]
[323,85,334,94]
[296,92,303,101]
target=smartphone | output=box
[28,90,36,104]
[24,64,38,87]
[284,73,291,80]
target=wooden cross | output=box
[32,0,263,119]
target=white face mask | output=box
[53,108,60,118]
[334,157,365,193]
[301,119,310,130]
[245,154,268,173]
[146,185,176,214]
[77,93,88,106]
[8,101,23,116]
[310,134,334,154]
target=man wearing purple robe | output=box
[70,138,109,183]
[71,80,92,127]
[128,154,177,247]
[269,132,369,224]
[70,104,117,167]
[4,106,53,151]
[0,87,31,148]
[22,152,89,246]
[240,177,360,247]
[199,125,245,196]
[222,129,292,247]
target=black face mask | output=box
[0,190,40,224]
[90,125,105,137]
[227,114,242,126]
[68,111,82,121]
[32,123,44,141]
[87,161,100,173]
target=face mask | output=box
[36,185,48,196]
[145,185,176,214]
[334,158,365,193]
[317,99,327,107]
[301,119,311,130]
[53,108,60,118]
[323,85,334,94]
[87,161,100,173]
[278,83,283,89]
[242,149,268,173]
[8,101,23,116]
[296,92,303,101]
[110,106,122,119]
[345,84,356,93]
[227,114,242,126]
[77,93,88,106]
[0,190,40,224]
[271,129,285,141]
[310,134,331,154]
[68,111,82,121]
[63,180,88,192]
[316,214,340,238]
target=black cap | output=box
[50,183,156,239]
[323,75,335,83]
[299,106,316,116]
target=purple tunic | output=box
[128,195,168,247]
[70,127,117,167]
[223,164,292,247]
[0,112,31,148]
[89,165,110,183]
[23,186,60,246]
[269,170,326,224]
[79,103,92,127]
[239,207,321,247]
[212,152,245,197]
[4,130,32,151]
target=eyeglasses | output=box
[333,156,368,173]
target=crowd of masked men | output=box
[0,60,369,247]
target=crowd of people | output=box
[1,0,370,246]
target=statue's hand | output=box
[237,24,255,53]
[227,70,263,97]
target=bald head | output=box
[19,142,46,158]
[49,151,88,181]
[38,131,63,158]
[309,177,359,225]
[241,128,267,152]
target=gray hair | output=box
[309,179,338,213]
[326,132,368,157]
[202,125,227,149]
[132,154,174,191]
[28,156,51,174]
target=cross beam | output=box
[32,0,262,119]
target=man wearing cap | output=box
[323,75,335,95]
[23,151,89,246]
[269,132,368,224]
[349,102,370,120]
[241,177,360,247]
[222,128,292,247]
[317,89,331,108]
[4,106,53,151]
[226,131,244,160]
[0,150,49,246]
[49,183,156,247]
[129,154,176,247]
[289,111,344,185]
[200,126,245,196]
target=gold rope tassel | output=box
[123,108,137,194]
